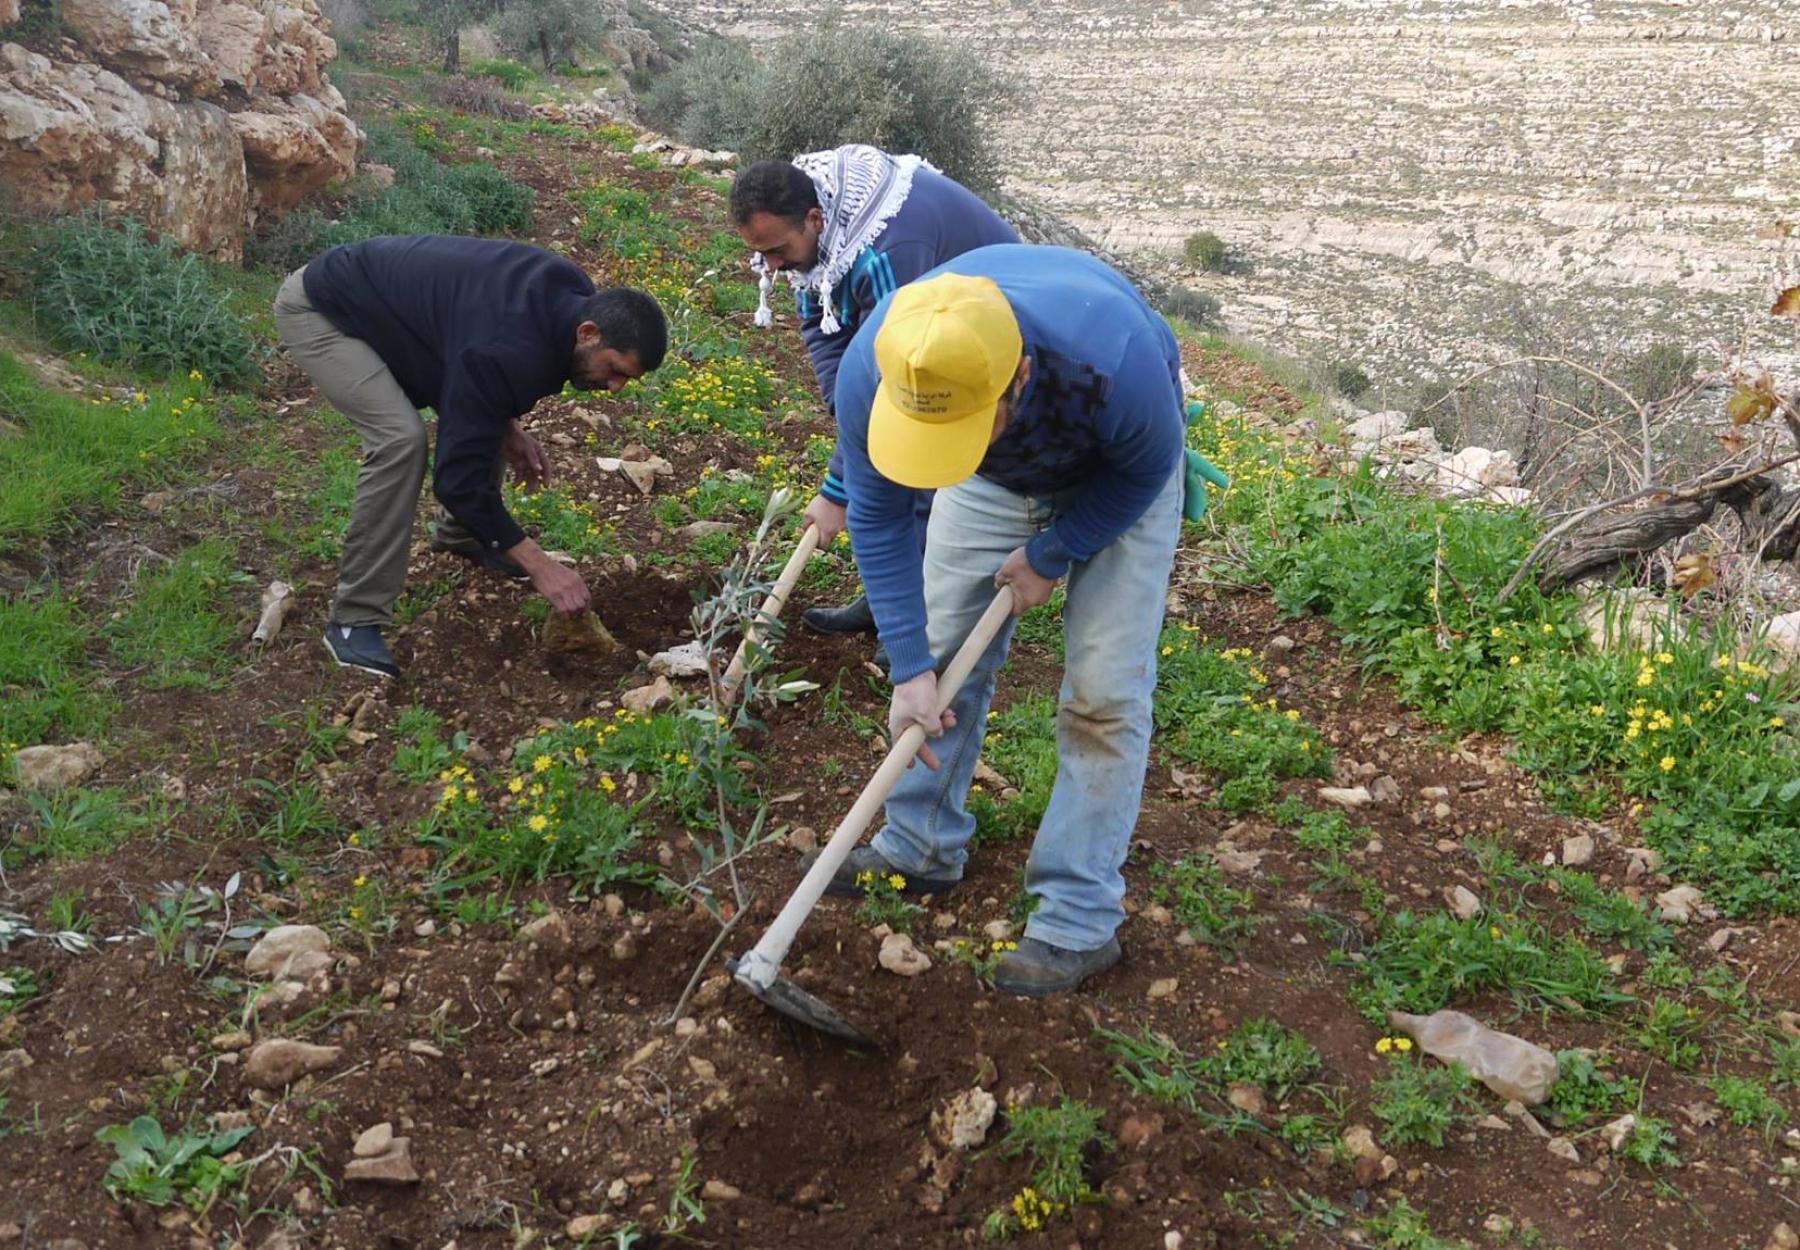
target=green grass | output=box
[0,349,219,548]
[1344,909,1632,1024]
[1148,852,1260,951]
[294,445,361,561]
[9,786,149,864]
[970,693,1057,844]
[105,539,242,691]
[1152,628,1330,811]
[0,589,116,750]
[1194,410,1800,917]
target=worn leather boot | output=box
[993,936,1123,997]
[802,593,877,635]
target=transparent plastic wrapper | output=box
[1388,1009,1559,1105]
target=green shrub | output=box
[1183,230,1227,272]
[27,213,260,386]
[639,37,766,154]
[246,123,535,270]
[466,58,538,90]
[1158,286,1222,328]
[1331,362,1372,400]
[742,19,1007,193]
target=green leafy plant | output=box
[392,705,465,785]
[27,212,260,385]
[1709,1075,1787,1136]
[1618,1114,1680,1169]
[1147,852,1260,951]
[1633,997,1702,1068]
[853,868,924,935]
[95,1115,255,1207]
[1369,1051,1480,1148]
[985,1097,1110,1238]
[1546,1050,1640,1126]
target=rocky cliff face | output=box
[0,0,359,261]
[685,0,1799,387]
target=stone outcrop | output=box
[693,0,1800,386]
[0,0,358,260]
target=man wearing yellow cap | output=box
[814,242,1186,996]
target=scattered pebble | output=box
[1445,885,1482,920]
[701,1180,741,1202]
[353,1122,394,1158]
[1146,978,1180,1001]
[1561,834,1595,867]
[1547,1136,1581,1164]
[243,1039,341,1090]
[930,1087,997,1151]
[344,1135,419,1185]
[1319,785,1372,809]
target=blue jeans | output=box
[871,466,1182,951]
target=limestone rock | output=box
[930,1087,997,1151]
[518,909,572,954]
[675,520,735,541]
[1561,833,1595,867]
[701,1179,740,1202]
[229,90,357,214]
[542,610,619,656]
[620,676,674,713]
[10,741,103,790]
[61,0,220,95]
[1600,1114,1636,1152]
[243,1038,340,1088]
[0,0,17,25]
[1767,1223,1798,1250]
[352,1121,393,1158]
[343,1135,417,1184]
[878,931,931,977]
[649,641,710,678]
[1767,612,1800,672]
[1445,885,1482,919]
[1656,884,1704,924]
[1318,785,1371,808]
[1437,446,1519,497]
[245,924,330,977]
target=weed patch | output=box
[105,539,241,691]
[0,351,218,547]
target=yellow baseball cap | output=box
[867,273,1023,489]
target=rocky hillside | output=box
[686,0,1800,391]
[0,0,359,261]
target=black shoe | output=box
[430,532,530,581]
[323,623,399,679]
[803,844,960,899]
[802,594,876,636]
[993,936,1122,997]
[871,640,891,675]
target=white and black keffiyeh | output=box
[752,143,935,334]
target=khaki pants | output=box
[274,268,492,627]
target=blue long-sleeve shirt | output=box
[303,235,593,552]
[792,168,1017,505]
[836,245,1186,683]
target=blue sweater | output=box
[836,245,1185,683]
[303,235,594,552]
[794,169,1018,505]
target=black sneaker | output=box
[992,936,1123,998]
[802,594,877,636]
[323,623,400,679]
[429,532,530,581]
[803,844,960,899]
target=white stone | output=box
[649,641,710,678]
[1656,884,1704,923]
[930,1087,998,1150]
[1445,884,1482,919]
[878,931,931,977]
[245,925,330,977]
[1561,834,1595,867]
[10,741,103,790]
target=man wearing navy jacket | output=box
[275,235,666,678]
[730,147,1018,666]
[814,244,1186,997]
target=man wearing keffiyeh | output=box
[730,145,1017,667]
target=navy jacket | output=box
[304,235,594,552]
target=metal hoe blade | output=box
[726,956,876,1046]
